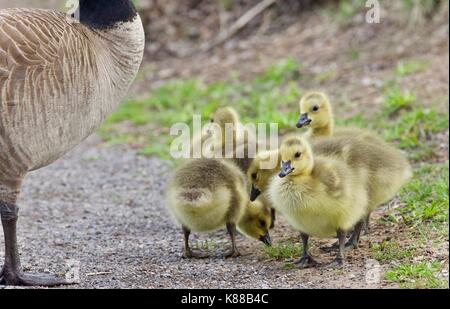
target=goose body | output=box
[0,7,144,179]
[0,0,144,286]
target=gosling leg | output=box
[270,208,276,229]
[182,225,193,258]
[327,229,346,268]
[294,233,319,268]
[224,223,241,258]
[345,220,364,250]
[363,213,371,234]
[1,201,73,286]
[181,226,209,259]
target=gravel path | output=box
[0,136,312,289]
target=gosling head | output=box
[278,136,314,178]
[297,92,333,130]
[238,200,272,246]
[210,107,239,128]
[207,107,240,142]
[247,150,281,201]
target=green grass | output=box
[385,262,448,289]
[396,163,449,226]
[370,239,416,263]
[193,239,219,251]
[100,58,302,157]
[335,86,448,161]
[395,60,429,78]
[336,0,367,23]
[263,242,302,260]
[372,162,449,288]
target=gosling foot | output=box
[320,242,339,252]
[325,257,344,269]
[294,255,319,269]
[224,249,241,258]
[182,249,209,259]
[344,239,359,251]
[0,268,74,286]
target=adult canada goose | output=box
[0,0,145,286]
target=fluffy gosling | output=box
[268,135,369,268]
[166,158,272,258]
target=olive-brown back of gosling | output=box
[311,134,412,247]
[268,135,369,268]
[166,158,271,258]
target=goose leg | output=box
[224,223,241,258]
[295,233,319,268]
[326,229,346,268]
[0,201,73,286]
[345,220,364,250]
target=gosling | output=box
[268,135,369,268]
[166,158,272,258]
[296,91,408,234]
[297,91,377,142]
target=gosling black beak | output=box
[296,113,311,128]
[259,232,272,246]
[250,186,261,201]
[279,161,294,178]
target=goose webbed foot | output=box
[294,255,319,269]
[0,269,74,286]
[1,201,76,287]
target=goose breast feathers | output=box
[0,8,144,175]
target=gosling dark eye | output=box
[312,105,319,112]
[259,219,266,228]
[294,152,301,158]
[252,173,257,180]
[210,118,214,123]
